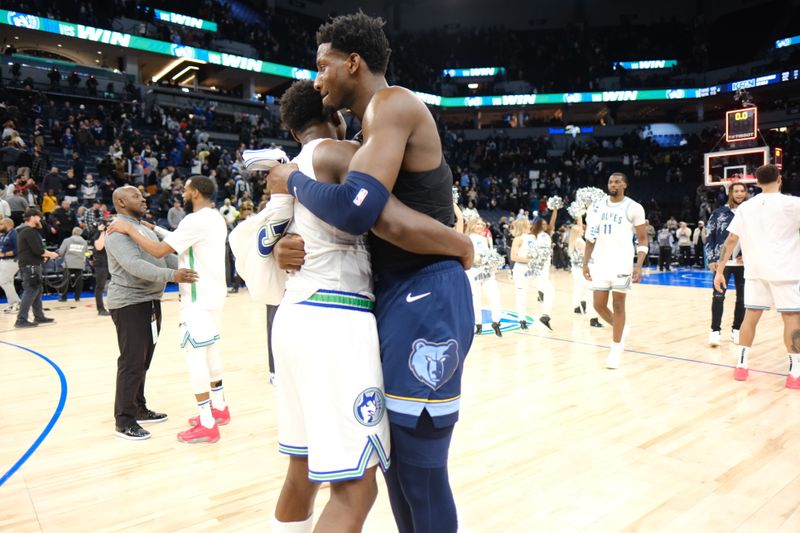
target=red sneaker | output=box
[177,423,220,443]
[733,367,749,381]
[188,406,230,427]
[786,375,800,389]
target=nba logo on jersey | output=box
[353,188,369,206]
[408,339,460,390]
[257,219,290,257]
[353,388,386,427]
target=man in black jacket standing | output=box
[15,208,58,328]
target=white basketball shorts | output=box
[744,279,800,312]
[272,293,391,482]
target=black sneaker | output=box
[475,324,482,335]
[590,318,603,328]
[98,309,110,316]
[581,301,587,314]
[15,320,39,328]
[491,321,503,337]
[519,320,529,330]
[34,316,55,324]
[573,306,582,314]
[539,315,552,331]
[115,424,151,441]
[136,409,168,424]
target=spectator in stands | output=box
[91,223,110,315]
[657,225,674,272]
[41,189,58,215]
[58,226,88,302]
[41,166,62,200]
[167,199,185,229]
[676,221,692,267]
[81,174,98,204]
[47,67,61,90]
[63,168,80,204]
[86,75,98,97]
[693,221,707,267]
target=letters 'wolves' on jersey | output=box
[271,138,389,482]
[586,196,646,274]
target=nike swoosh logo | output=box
[405,292,431,303]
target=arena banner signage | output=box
[613,60,678,70]
[776,35,800,48]
[4,10,800,108]
[442,67,506,77]
[154,9,218,32]
[1,10,312,80]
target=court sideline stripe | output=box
[516,331,786,377]
[0,341,68,486]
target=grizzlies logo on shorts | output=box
[353,387,386,427]
[408,339,459,391]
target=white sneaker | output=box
[709,330,721,347]
[606,346,622,369]
[731,329,740,345]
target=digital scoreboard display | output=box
[725,107,758,142]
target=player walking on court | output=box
[110,176,230,443]
[268,13,475,533]
[705,182,748,346]
[582,172,648,369]
[713,165,800,387]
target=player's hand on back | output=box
[274,233,306,271]
[456,233,474,270]
[173,268,199,283]
[266,163,299,195]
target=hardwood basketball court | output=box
[2,268,799,532]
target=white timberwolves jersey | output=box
[283,138,373,302]
[587,196,646,272]
[513,234,536,270]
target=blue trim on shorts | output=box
[745,305,770,310]
[278,443,308,456]
[180,331,221,349]
[776,308,800,312]
[307,435,390,483]
[296,300,373,313]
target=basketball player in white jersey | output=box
[109,175,230,442]
[713,165,800,387]
[509,217,535,330]
[253,81,472,532]
[466,215,503,336]
[582,172,648,369]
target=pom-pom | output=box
[546,196,564,210]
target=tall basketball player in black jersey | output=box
[268,12,475,533]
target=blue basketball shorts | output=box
[374,259,474,429]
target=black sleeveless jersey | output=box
[369,159,455,274]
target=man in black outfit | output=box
[15,208,58,328]
[91,223,110,316]
[105,186,198,440]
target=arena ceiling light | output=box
[171,65,199,81]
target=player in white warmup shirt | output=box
[714,165,800,388]
[110,175,230,443]
[582,172,648,369]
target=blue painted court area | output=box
[640,267,739,289]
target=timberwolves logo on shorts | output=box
[353,388,385,427]
[408,339,459,390]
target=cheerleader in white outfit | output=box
[530,212,558,331]
[509,217,535,330]
[466,215,504,337]
[568,223,602,327]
